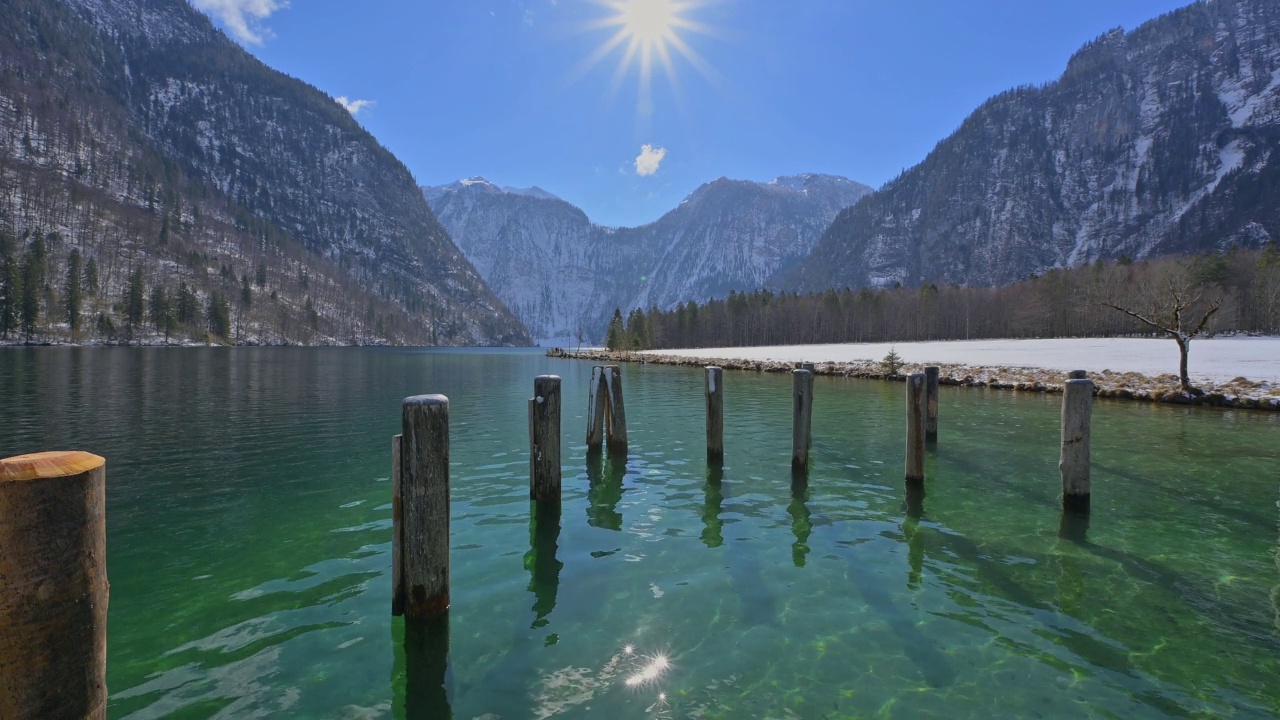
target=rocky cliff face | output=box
[784,0,1280,293]
[425,174,871,342]
[0,0,528,345]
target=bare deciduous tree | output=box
[1102,261,1222,395]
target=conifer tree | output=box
[123,267,146,336]
[84,257,99,295]
[64,248,82,335]
[19,235,45,342]
[605,307,625,350]
[149,284,172,339]
[0,255,19,339]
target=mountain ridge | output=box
[424,173,873,342]
[780,0,1280,294]
[0,0,529,345]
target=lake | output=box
[1,347,1278,719]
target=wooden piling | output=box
[586,366,607,452]
[924,366,939,441]
[1068,370,1088,380]
[792,369,813,473]
[603,365,629,453]
[905,373,926,484]
[0,451,108,720]
[529,375,562,503]
[392,434,404,617]
[1060,379,1094,513]
[401,395,451,620]
[801,364,815,448]
[706,366,724,464]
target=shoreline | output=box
[548,348,1280,412]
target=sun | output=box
[620,0,678,46]
[578,0,714,115]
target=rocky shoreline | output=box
[547,348,1280,412]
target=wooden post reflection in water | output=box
[586,454,626,531]
[403,615,452,720]
[701,465,724,549]
[788,483,812,567]
[904,516,924,590]
[526,502,563,631]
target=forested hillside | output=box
[613,245,1280,350]
[0,0,528,345]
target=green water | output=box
[1,347,1278,719]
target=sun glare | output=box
[622,0,676,45]
[579,0,715,115]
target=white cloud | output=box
[634,144,667,177]
[190,0,288,45]
[335,96,375,116]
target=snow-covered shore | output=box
[549,337,1280,411]
[649,337,1280,384]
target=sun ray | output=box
[577,0,714,117]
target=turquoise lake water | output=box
[1,347,1278,719]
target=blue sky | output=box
[197,0,1192,227]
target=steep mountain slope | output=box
[784,0,1280,293]
[425,174,871,342]
[0,0,527,345]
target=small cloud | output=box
[634,144,667,177]
[191,0,288,45]
[336,96,375,116]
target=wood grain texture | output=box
[603,365,629,454]
[530,375,562,502]
[925,366,940,441]
[586,366,607,451]
[401,395,450,620]
[1060,379,1094,512]
[0,451,108,720]
[906,373,926,483]
[392,434,404,617]
[705,366,724,465]
[792,369,813,473]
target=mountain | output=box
[783,0,1280,294]
[0,0,528,345]
[424,174,871,342]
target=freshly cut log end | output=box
[0,450,105,482]
[0,450,108,720]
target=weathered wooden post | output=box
[1068,370,1088,380]
[1060,379,1094,513]
[529,375,562,503]
[905,373,926,485]
[800,363,815,448]
[604,365,629,453]
[586,366,607,452]
[706,366,724,465]
[392,434,404,617]
[792,369,813,473]
[400,395,450,620]
[924,366,939,441]
[0,451,108,720]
